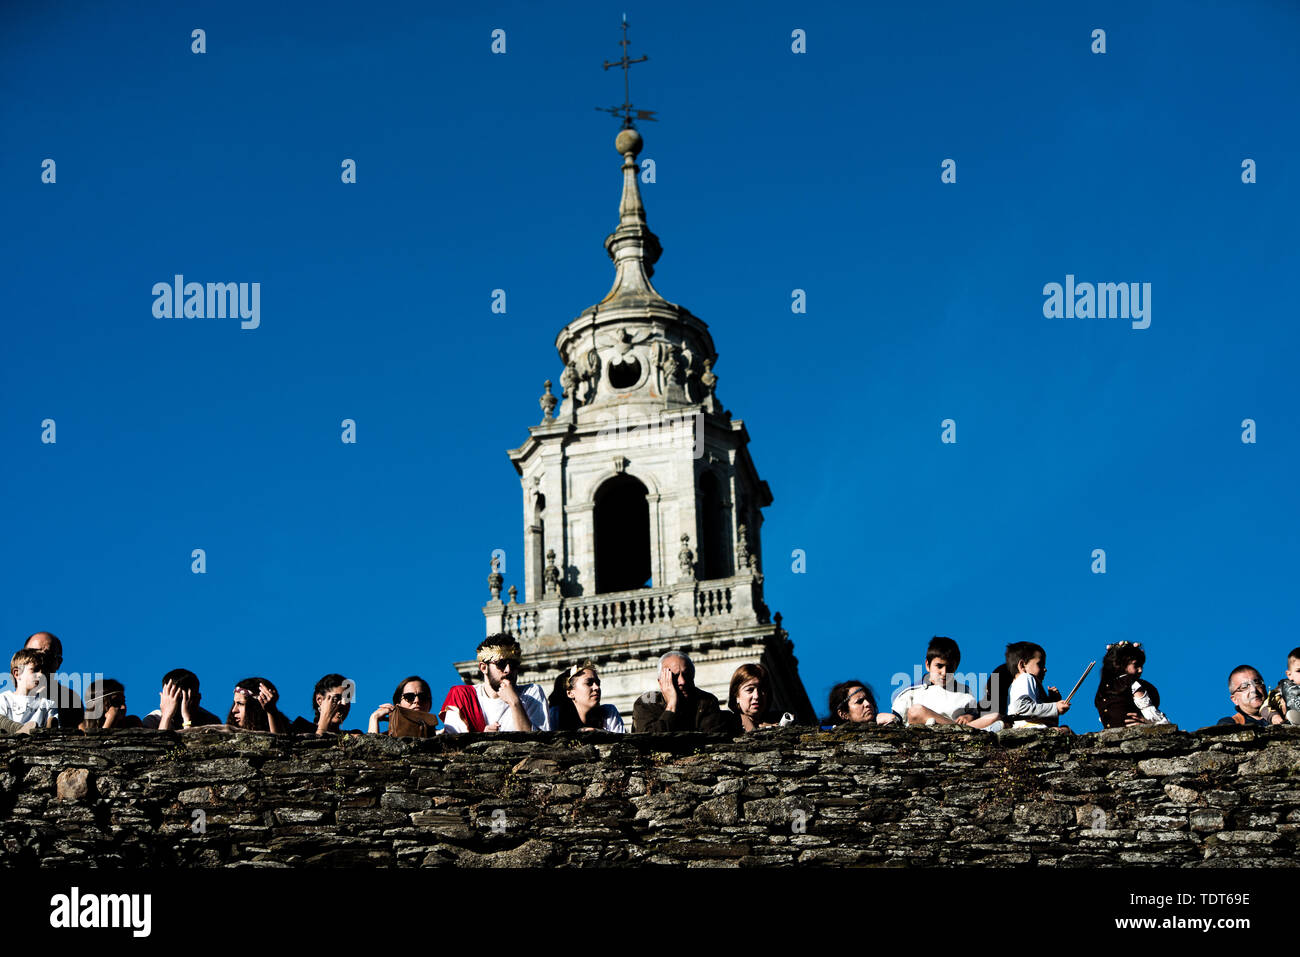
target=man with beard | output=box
[440,635,551,733]
[1217,665,1285,727]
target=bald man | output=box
[25,632,84,728]
[1218,665,1284,727]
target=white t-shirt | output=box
[442,683,551,733]
[0,691,60,726]
[891,681,979,721]
[547,703,626,732]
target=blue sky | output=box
[2,0,1296,731]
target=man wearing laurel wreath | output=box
[439,636,551,733]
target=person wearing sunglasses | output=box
[368,676,435,733]
[227,676,287,733]
[1217,666,1285,727]
[440,636,551,733]
[79,678,142,730]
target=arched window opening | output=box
[594,474,651,593]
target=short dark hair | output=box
[728,663,768,711]
[1288,647,1300,665]
[477,634,521,656]
[1228,664,1262,688]
[391,676,431,706]
[161,668,200,693]
[926,636,960,669]
[1008,642,1045,671]
[827,680,875,724]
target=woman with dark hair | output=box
[827,680,898,727]
[79,678,142,731]
[1094,641,1167,729]
[368,676,436,734]
[289,673,358,735]
[227,676,288,733]
[725,663,789,732]
[548,662,625,732]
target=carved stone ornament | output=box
[560,362,578,399]
[736,523,752,570]
[544,548,562,597]
[701,358,718,396]
[488,556,503,600]
[539,380,557,420]
[678,533,696,580]
[613,456,628,473]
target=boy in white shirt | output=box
[893,636,1002,729]
[1006,641,1070,728]
[0,649,61,728]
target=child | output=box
[0,649,61,728]
[1006,642,1069,728]
[79,678,142,731]
[1093,641,1168,729]
[1267,647,1300,725]
[892,635,1001,729]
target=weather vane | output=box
[595,14,657,128]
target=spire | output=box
[601,127,665,303]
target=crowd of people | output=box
[1,631,1297,737]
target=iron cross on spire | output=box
[595,14,657,129]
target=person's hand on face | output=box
[493,661,522,705]
[318,691,342,727]
[180,688,196,723]
[258,682,279,714]
[102,693,125,727]
[159,680,182,722]
[659,658,690,709]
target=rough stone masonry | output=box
[1,723,1297,867]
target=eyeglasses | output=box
[1232,680,1265,695]
[399,692,431,704]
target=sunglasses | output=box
[399,692,431,704]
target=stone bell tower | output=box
[457,124,815,724]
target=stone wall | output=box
[2,723,1298,867]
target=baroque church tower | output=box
[457,123,815,723]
